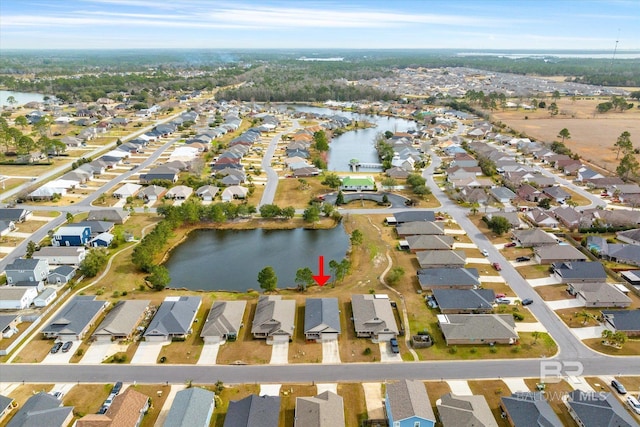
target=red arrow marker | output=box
[312,255,331,286]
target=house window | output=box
[393,423,400,427]
[414,423,421,427]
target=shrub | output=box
[470,347,477,354]
[513,312,525,321]
[490,346,498,354]
[448,346,458,354]
[363,347,372,356]
[511,346,520,354]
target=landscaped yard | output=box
[62,384,112,419]
[338,383,368,427]
[583,338,640,356]
[555,307,602,328]
[516,264,553,279]
[535,284,570,301]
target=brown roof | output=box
[76,388,149,427]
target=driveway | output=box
[80,341,125,364]
[259,384,281,396]
[362,383,384,419]
[528,277,561,287]
[503,378,530,394]
[154,385,185,427]
[567,376,596,392]
[41,342,77,364]
[479,275,506,283]
[510,260,537,267]
[466,257,490,264]
[316,383,338,394]
[379,342,402,362]
[444,229,467,235]
[446,380,472,395]
[547,299,585,310]
[452,242,478,249]
[269,341,289,365]
[130,341,170,364]
[321,338,341,364]
[197,343,220,365]
[515,322,548,333]
[571,325,606,340]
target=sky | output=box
[0,0,639,51]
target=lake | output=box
[164,226,350,291]
[0,90,49,107]
[284,105,418,172]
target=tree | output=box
[25,240,37,258]
[6,96,17,107]
[322,203,334,217]
[470,202,480,216]
[303,205,320,223]
[350,229,363,246]
[537,198,551,209]
[14,116,28,130]
[478,157,497,176]
[381,177,396,187]
[552,90,560,102]
[335,190,345,205]
[313,130,329,152]
[386,267,405,286]
[257,266,278,292]
[557,128,571,143]
[613,131,632,159]
[612,331,627,348]
[548,102,559,116]
[294,267,314,291]
[281,206,295,219]
[259,204,282,218]
[577,310,592,326]
[79,248,109,277]
[32,115,52,137]
[486,216,511,235]
[147,265,171,291]
[321,172,341,189]
[66,212,74,223]
[630,91,640,101]
[616,152,639,181]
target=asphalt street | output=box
[259,119,300,207]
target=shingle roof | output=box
[417,268,480,289]
[386,380,435,422]
[437,393,498,427]
[351,294,398,336]
[163,388,215,427]
[251,296,295,337]
[406,235,454,251]
[5,258,44,271]
[432,289,495,311]
[417,250,466,268]
[76,388,149,427]
[534,245,588,262]
[552,262,607,280]
[295,391,345,427]
[200,301,247,339]
[304,298,341,335]
[570,282,632,305]
[567,390,637,427]
[601,309,640,332]
[500,392,563,427]
[7,392,73,427]
[224,394,280,427]
[396,221,444,236]
[93,300,149,338]
[42,296,106,336]
[143,296,201,337]
[393,211,436,223]
[439,314,518,342]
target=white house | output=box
[0,287,38,310]
[34,287,58,307]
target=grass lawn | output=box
[555,307,602,328]
[62,384,112,419]
[210,384,260,427]
[216,299,273,365]
[338,383,368,426]
[583,338,640,356]
[273,176,329,207]
[134,384,171,427]
[468,215,512,244]
[156,299,210,364]
[535,284,570,301]
[15,220,48,233]
[563,187,592,206]
[103,340,140,364]
[468,380,511,427]
[279,384,317,427]
[424,380,451,416]
[0,322,27,351]
[338,299,381,363]
[523,378,577,425]
[12,337,54,363]
[288,305,323,363]
[516,264,553,279]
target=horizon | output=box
[1,0,639,51]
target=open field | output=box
[492,98,640,173]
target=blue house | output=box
[385,380,435,427]
[52,225,91,247]
[89,232,114,247]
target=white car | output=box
[481,249,489,257]
[627,396,640,415]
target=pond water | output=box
[0,90,49,107]
[164,226,350,291]
[284,105,418,172]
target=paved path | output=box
[503,378,530,394]
[571,325,606,340]
[321,339,341,364]
[197,343,220,365]
[269,342,289,365]
[259,120,300,207]
[130,341,168,364]
[362,383,384,419]
[447,380,473,395]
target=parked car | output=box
[389,338,400,354]
[626,395,640,415]
[112,382,123,395]
[495,298,510,305]
[61,341,73,353]
[611,379,627,395]
[516,256,531,262]
[50,342,63,354]
[495,293,506,299]
[492,262,502,271]
[481,249,489,257]
[426,295,438,309]
[504,242,517,248]
[522,298,534,306]
[52,391,64,400]
[98,405,109,415]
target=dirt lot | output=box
[492,98,640,173]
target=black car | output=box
[98,405,109,415]
[61,341,73,353]
[389,338,400,354]
[522,298,534,306]
[611,379,627,395]
[112,382,123,395]
[515,256,531,262]
[50,342,63,354]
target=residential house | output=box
[576,167,604,183]
[221,185,248,202]
[52,225,91,247]
[340,176,375,191]
[144,296,201,342]
[4,258,49,288]
[6,392,74,427]
[512,229,557,247]
[438,314,518,345]
[163,388,215,427]
[42,296,107,340]
[47,266,76,285]
[33,287,57,307]
[526,208,559,228]
[0,209,32,223]
[350,294,399,342]
[0,315,20,339]
[567,282,632,308]
[33,246,86,266]
[458,187,488,204]
[516,184,546,203]
[405,235,454,252]
[89,232,114,247]
[621,270,640,287]
[304,298,341,342]
[490,187,517,203]
[138,185,167,202]
[0,394,14,420]
[195,185,219,202]
[76,388,150,427]
[73,220,114,237]
[601,309,640,337]
[417,250,466,269]
[552,262,607,283]
[553,206,582,229]
[486,212,522,230]
[87,209,129,224]
[165,185,193,200]
[617,228,640,245]
[543,186,571,204]
[251,296,295,342]
[396,222,445,237]
[565,390,637,427]
[418,268,480,291]
[432,289,495,314]
[139,166,179,184]
[436,393,498,427]
[500,392,563,427]
[0,221,14,237]
[294,391,345,427]
[93,300,150,341]
[200,301,247,343]
[113,183,142,199]
[534,245,587,264]
[386,167,410,179]
[224,395,280,427]
[0,287,38,310]
[393,211,436,224]
[385,380,435,427]
[451,153,478,168]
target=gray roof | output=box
[0,286,34,300]
[552,262,607,280]
[162,387,215,427]
[200,300,247,339]
[34,246,85,257]
[439,314,518,342]
[569,282,632,305]
[42,296,106,337]
[386,380,435,422]
[432,289,495,311]
[139,185,167,198]
[490,186,516,200]
[567,390,637,427]
[196,185,219,198]
[406,235,454,251]
[513,229,558,246]
[87,209,129,223]
[224,394,280,427]
[5,258,45,271]
[0,315,18,332]
[7,392,73,427]
[418,268,480,289]
[397,221,445,236]
[93,300,150,337]
[144,296,201,337]
[534,245,588,262]
[437,393,498,427]
[500,392,563,427]
[417,250,466,268]
[251,296,296,337]
[0,208,29,222]
[601,309,640,332]
[49,265,76,276]
[0,394,13,412]
[393,211,435,223]
[351,294,398,335]
[304,298,341,335]
[75,220,115,234]
[35,287,57,302]
[295,391,345,427]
